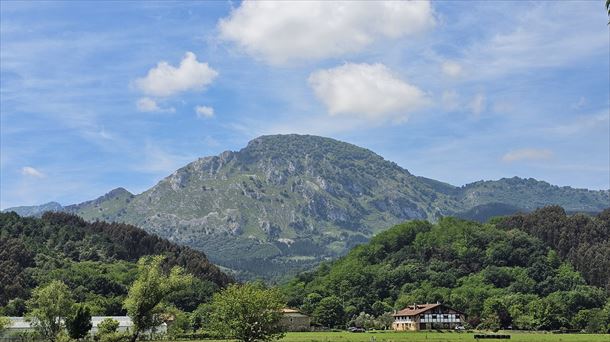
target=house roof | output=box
[281,308,309,318]
[393,303,441,316]
[393,303,465,317]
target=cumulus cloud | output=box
[441,61,462,77]
[21,166,45,178]
[308,63,428,122]
[195,105,214,118]
[135,52,218,97]
[218,1,435,64]
[502,148,553,162]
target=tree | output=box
[123,255,193,342]
[208,283,285,342]
[26,281,75,342]
[189,304,211,332]
[66,304,92,340]
[300,293,322,315]
[3,298,27,316]
[376,312,395,330]
[0,316,12,334]
[97,318,119,335]
[313,296,345,329]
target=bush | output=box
[97,318,119,335]
[99,332,130,342]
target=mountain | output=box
[5,201,63,217]
[0,211,232,314]
[281,208,610,331]
[4,134,609,280]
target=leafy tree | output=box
[377,312,395,330]
[371,301,392,317]
[208,283,285,342]
[165,307,190,338]
[482,297,511,329]
[3,298,27,316]
[189,304,211,332]
[313,296,345,328]
[0,316,12,333]
[66,304,92,340]
[97,318,119,335]
[123,255,193,342]
[350,312,376,329]
[300,293,322,315]
[26,280,75,342]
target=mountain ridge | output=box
[5,134,609,280]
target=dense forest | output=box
[282,207,610,332]
[496,206,610,291]
[0,211,232,315]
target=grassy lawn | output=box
[277,331,609,342]
[187,331,610,342]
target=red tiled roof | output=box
[392,303,441,316]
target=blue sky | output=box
[1,1,608,209]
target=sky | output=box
[1,1,609,209]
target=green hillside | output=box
[5,135,609,280]
[282,208,610,332]
[0,211,232,315]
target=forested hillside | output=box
[282,208,610,332]
[0,212,232,315]
[497,206,610,291]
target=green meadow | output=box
[194,331,610,342]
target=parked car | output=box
[348,327,366,333]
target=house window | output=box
[432,315,437,319]
[444,315,448,319]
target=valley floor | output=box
[186,331,610,342]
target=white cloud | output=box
[470,93,485,116]
[137,97,159,112]
[458,3,607,81]
[502,148,553,163]
[308,63,428,122]
[132,143,195,175]
[218,1,434,64]
[548,112,609,136]
[136,97,175,113]
[21,166,45,178]
[441,61,462,77]
[195,105,214,118]
[135,52,218,97]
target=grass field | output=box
[276,331,609,342]
[191,331,610,342]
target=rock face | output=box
[5,134,609,280]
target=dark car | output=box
[348,327,366,332]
